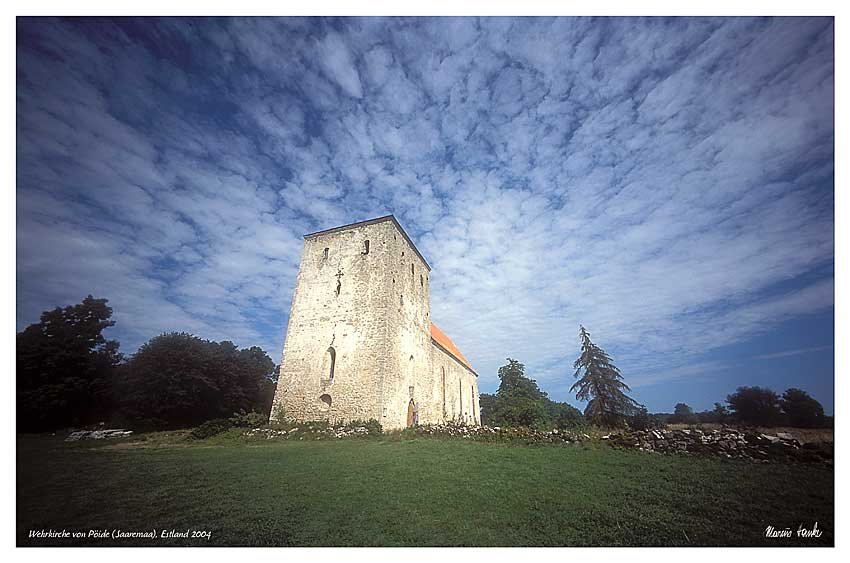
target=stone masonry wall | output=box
[428,344,480,425]
[379,219,432,430]
[270,217,479,431]
[271,220,394,424]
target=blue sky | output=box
[16,17,834,414]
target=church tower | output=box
[270,215,480,430]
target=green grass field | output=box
[17,432,833,547]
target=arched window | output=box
[319,394,332,410]
[327,347,336,379]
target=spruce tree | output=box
[571,326,642,427]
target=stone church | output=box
[270,215,480,430]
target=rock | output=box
[65,429,132,441]
[603,427,831,464]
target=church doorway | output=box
[407,399,416,427]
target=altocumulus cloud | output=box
[17,17,833,404]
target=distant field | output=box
[17,432,833,547]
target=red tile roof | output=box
[430,323,475,375]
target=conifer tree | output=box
[571,326,642,427]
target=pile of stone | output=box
[65,429,133,441]
[604,428,832,463]
[414,424,591,444]
[245,424,375,440]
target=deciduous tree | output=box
[480,358,583,429]
[117,332,275,428]
[780,388,826,428]
[16,296,123,431]
[726,386,782,426]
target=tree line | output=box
[480,326,830,430]
[17,296,277,432]
[660,385,830,428]
[17,296,830,433]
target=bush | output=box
[190,418,233,439]
[270,404,287,423]
[627,408,660,430]
[345,419,382,435]
[229,411,268,428]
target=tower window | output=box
[441,368,446,417]
[400,294,403,306]
[327,347,336,379]
[362,240,370,255]
[420,274,423,288]
[323,247,329,260]
[411,264,414,275]
[319,394,332,410]
[335,269,343,297]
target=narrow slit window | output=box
[323,247,329,260]
[362,240,370,255]
[327,347,336,379]
[420,275,424,288]
[441,368,446,417]
[411,264,414,275]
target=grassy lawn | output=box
[17,433,833,547]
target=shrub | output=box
[345,419,382,435]
[229,410,268,428]
[271,404,287,422]
[190,418,233,439]
[627,408,660,430]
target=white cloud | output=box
[16,17,834,404]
